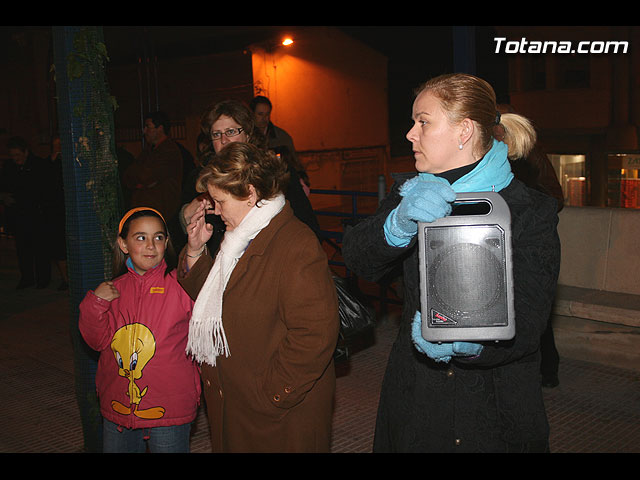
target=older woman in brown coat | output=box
[178,142,339,453]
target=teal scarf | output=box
[418,139,513,193]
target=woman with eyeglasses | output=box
[179,100,259,250]
[179,100,320,255]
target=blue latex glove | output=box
[384,175,456,246]
[411,311,484,363]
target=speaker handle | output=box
[451,191,511,220]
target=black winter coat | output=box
[342,176,560,452]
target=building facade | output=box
[496,26,640,209]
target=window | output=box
[549,154,587,206]
[607,154,640,209]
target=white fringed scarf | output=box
[186,193,285,366]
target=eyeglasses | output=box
[211,127,244,140]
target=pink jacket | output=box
[79,260,200,429]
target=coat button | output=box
[273,394,280,402]
[455,438,461,446]
[219,389,223,398]
[447,369,454,377]
[206,379,211,387]
[284,386,292,394]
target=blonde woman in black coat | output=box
[343,73,560,453]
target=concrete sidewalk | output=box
[1,235,639,453]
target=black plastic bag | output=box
[333,275,376,361]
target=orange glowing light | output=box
[282,37,294,46]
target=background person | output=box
[123,111,184,248]
[180,99,321,252]
[496,103,564,388]
[3,136,51,289]
[179,100,265,255]
[250,95,310,192]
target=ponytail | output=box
[499,113,537,160]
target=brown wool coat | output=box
[178,203,339,452]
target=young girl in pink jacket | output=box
[79,207,200,453]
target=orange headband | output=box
[118,207,166,235]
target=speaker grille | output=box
[425,226,508,327]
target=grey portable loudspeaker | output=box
[417,192,515,343]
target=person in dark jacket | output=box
[496,104,564,388]
[3,136,52,289]
[342,73,560,453]
[122,111,184,240]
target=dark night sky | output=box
[2,25,509,157]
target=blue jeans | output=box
[103,419,192,453]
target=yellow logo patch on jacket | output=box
[149,287,165,294]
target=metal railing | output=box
[311,188,380,244]
[311,174,387,242]
[310,182,402,313]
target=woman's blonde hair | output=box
[416,73,536,160]
[196,142,289,203]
